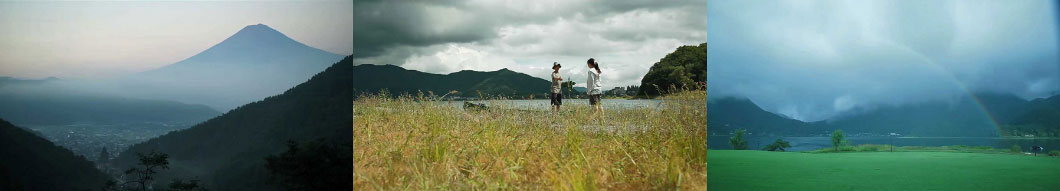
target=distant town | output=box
[24,122,195,162]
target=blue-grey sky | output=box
[708,0,1060,121]
[353,0,707,89]
[0,1,352,79]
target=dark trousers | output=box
[589,94,601,105]
[550,93,562,105]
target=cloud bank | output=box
[708,0,1060,121]
[353,0,707,89]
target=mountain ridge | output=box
[115,55,353,190]
[710,93,1060,137]
[0,118,109,190]
[123,24,345,111]
[353,64,551,98]
[0,77,220,126]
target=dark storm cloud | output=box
[353,1,495,58]
[353,0,707,89]
[352,0,705,58]
[708,0,1060,121]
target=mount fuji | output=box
[122,24,343,111]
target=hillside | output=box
[707,97,820,136]
[353,64,550,98]
[638,42,707,96]
[1003,94,1060,137]
[122,24,344,111]
[0,77,220,126]
[114,55,353,190]
[816,96,999,137]
[0,118,109,190]
[709,93,1060,137]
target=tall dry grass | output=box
[353,89,706,190]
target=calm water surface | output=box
[708,136,1060,152]
[442,99,664,111]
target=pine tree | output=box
[97,147,110,164]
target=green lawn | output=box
[709,150,1060,191]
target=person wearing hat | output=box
[550,62,563,112]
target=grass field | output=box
[353,90,706,190]
[709,150,1060,191]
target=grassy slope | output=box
[708,150,1060,191]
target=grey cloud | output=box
[353,0,707,90]
[353,0,706,59]
[708,0,1060,121]
[353,1,496,58]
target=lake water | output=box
[443,99,664,111]
[708,136,1060,152]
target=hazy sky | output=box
[0,1,352,79]
[353,0,707,89]
[708,0,1060,121]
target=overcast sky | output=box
[0,1,352,79]
[353,0,707,89]
[708,0,1060,121]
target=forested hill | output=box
[1003,94,1060,137]
[706,97,819,136]
[353,64,551,98]
[638,42,707,96]
[0,118,109,190]
[709,93,1060,137]
[114,55,353,190]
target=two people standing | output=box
[549,58,604,114]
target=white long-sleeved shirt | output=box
[586,70,602,95]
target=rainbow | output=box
[899,45,1005,136]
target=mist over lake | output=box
[709,136,1060,152]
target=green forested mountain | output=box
[0,118,109,190]
[709,93,1060,137]
[0,77,220,126]
[707,97,819,136]
[353,64,550,98]
[1002,94,1060,137]
[815,97,1000,137]
[114,55,353,190]
[638,42,707,96]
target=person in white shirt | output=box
[586,58,604,114]
[550,62,563,112]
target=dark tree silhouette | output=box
[265,139,352,191]
[98,147,111,164]
[103,151,205,191]
[763,139,792,151]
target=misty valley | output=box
[0,23,352,190]
[24,122,198,162]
